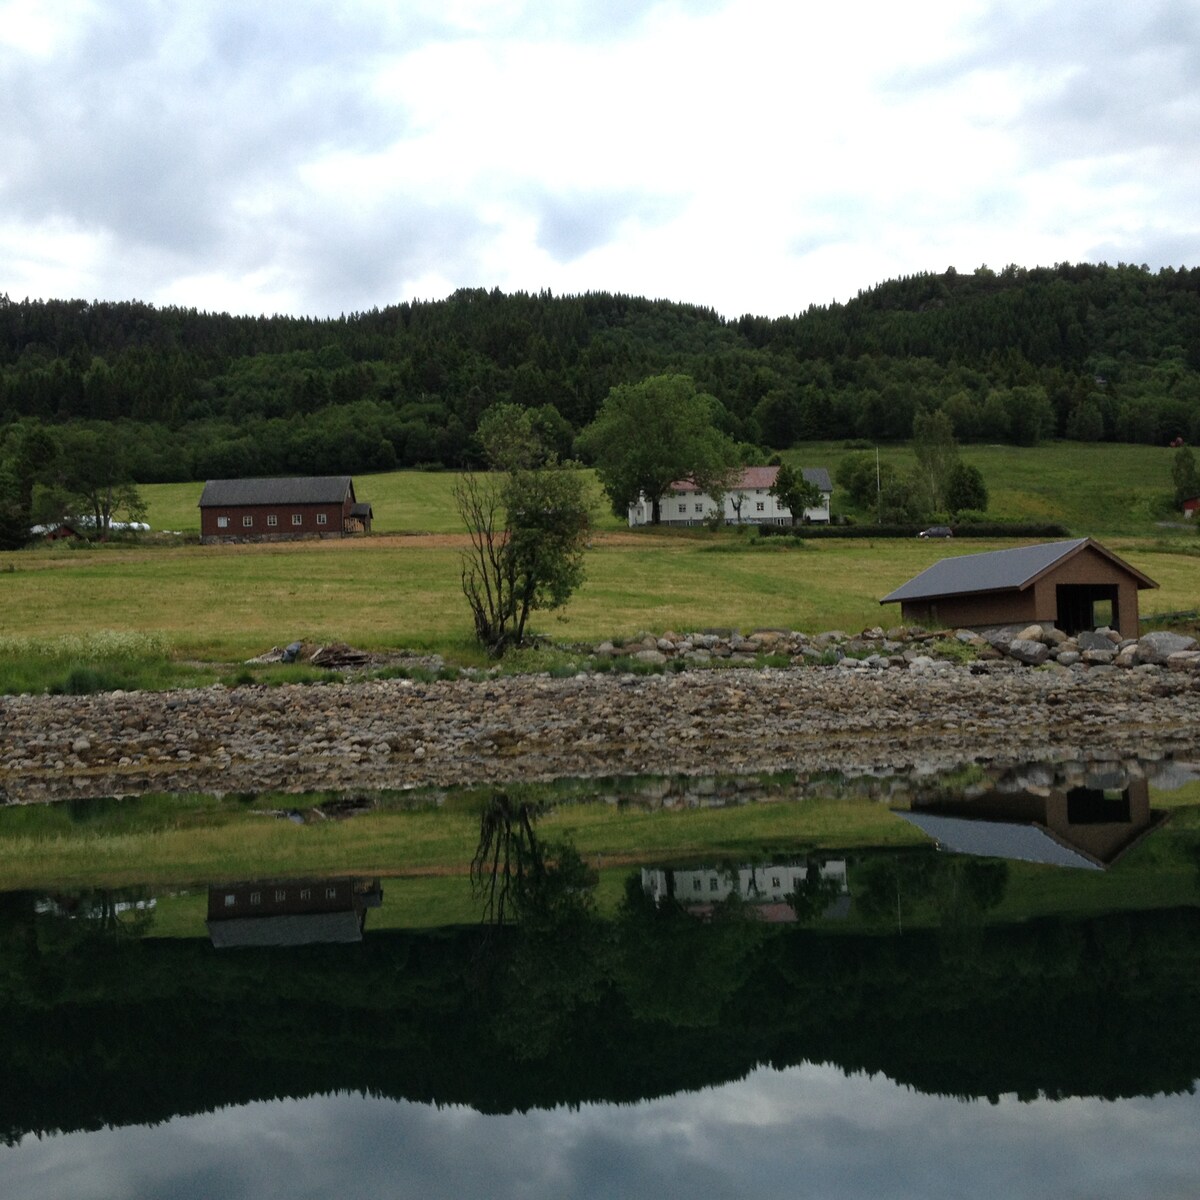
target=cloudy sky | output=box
[5,1065,1200,1199]
[2,0,1198,319]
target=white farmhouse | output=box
[627,465,832,527]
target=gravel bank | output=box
[2,663,1199,804]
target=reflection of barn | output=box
[880,538,1157,640]
[641,861,848,922]
[206,877,383,948]
[896,779,1164,870]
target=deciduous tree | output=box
[575,375,739,523]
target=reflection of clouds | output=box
[4,1065,1198,1200]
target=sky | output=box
[4,1065,1200,1199]
[1,0,1198,320]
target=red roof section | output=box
[669,466,779,493]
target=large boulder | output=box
[1137,630,1198,665]
[1077,630,1116,651]
[1008,638,1050,665]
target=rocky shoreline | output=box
[2,638,1199,804]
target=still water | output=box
[1,755,1198,1199]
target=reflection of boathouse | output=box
[206,878,383,948]
[642,861,848,921]
[897,780,1163,870]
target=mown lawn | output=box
[2,529,1196,660]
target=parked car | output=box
[917,525,953,538]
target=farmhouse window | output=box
[217,516,229,528]
[291,513,302,526]
[242,515,253,527]
[678,504,687,514]
[710,878,720,892]
[694,504,703,514]
[317,513,328,526]
[772,876,781,888]
[756,502,764,512]
[267,514,278,527]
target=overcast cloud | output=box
[1,0,1198,318]
[4,1064,1200,1199]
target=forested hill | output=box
[2,261,1199,483]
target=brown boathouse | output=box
[880,537,1157,640]
[199,476,372,543]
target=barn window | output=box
[250,892,261,905]
[274,890,286,901]
[299,889,311,900]
[267,514,278,527]
[242,515,253,527]
[291,513,302,526]
[217,516,229,529]
[224,893,236,907]
[325,887,337,899]
[317,513,328,526]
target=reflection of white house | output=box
[641,860,847,905]
[627,466,832,528]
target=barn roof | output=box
[670,465,832,494]
[199,476,355,507]
[879,537,1157,605]
[895,811,1103,870]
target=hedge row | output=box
[757,522,1072,540]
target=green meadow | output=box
[137,441,1184,537]
[0,439,1195,667]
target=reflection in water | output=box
[641,860,848,922]
[898,779,1164,869]
[206,878,383,948]
[0,751,1198,1197]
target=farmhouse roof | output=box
[199,476,356,507]
[879,537,1157,605]
[670,465,832,494]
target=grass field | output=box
[136,442,1184,537]
[781,440,1185,535]
[1,439,1196,663]
[2,529,1196,660]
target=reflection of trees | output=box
[855,853,1008,933]
[470,792,546,925]
[612,874,764,1028]
[788,858,846,923]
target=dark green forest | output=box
[1,885,1199,1140]
[1,262,1199,488]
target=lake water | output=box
[2,755,1198,1199]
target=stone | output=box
[1008,638,1050,665]
[1167,651,1200,672]
[1055,651,1082,667]
[635,649,667,665]
[1017,624,1044,643]
[1077,631,1115,651]
[71,737,91,754]
[1115,645,1139,668]
[1081,649,1116,666]
[1137,631,1198,665]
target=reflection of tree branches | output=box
[470,793,546,925]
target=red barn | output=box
[198,476,372,543]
